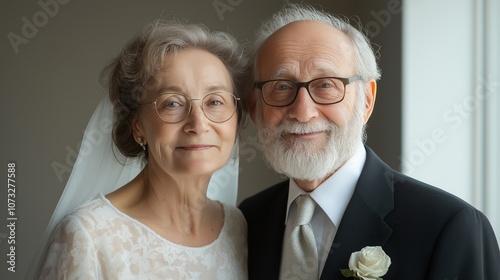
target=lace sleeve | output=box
[39,215,100,280]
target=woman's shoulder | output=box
[221,203,245,220]
[56,195,119,233]
[67,194,112,216]
[220,203,247,235]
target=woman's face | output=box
[134,48,238,178]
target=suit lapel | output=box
[320,147,394,279]
[245,181,289,279]
[262,187,287,278]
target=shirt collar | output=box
[284,143,366,227]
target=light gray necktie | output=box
[283,195,319,279]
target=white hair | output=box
[250,3,381,82]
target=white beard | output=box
[255,99,365,181]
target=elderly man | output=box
[239,3,500,280]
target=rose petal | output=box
[348,246,391,278]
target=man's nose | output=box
[286,87,319,122]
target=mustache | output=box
[275,120,334,136]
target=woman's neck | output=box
[107,165,223,246]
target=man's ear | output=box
[363,79,377,123]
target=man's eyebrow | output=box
[268,66,338,80]
[269,68,287,79]
[315,66,336,74]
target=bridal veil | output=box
[25,93,239,279]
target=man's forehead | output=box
[256,28,355,79]
[257,20,354,62]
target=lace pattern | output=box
[40,194,248,279]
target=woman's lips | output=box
[177,145,214,151]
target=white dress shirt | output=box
[279,143,366,277]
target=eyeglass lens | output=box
[261,78,346,106]
[154,92,237,123]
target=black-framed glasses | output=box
[139,92,240,123]
[254,76,362,107]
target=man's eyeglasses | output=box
[254,76,361,107]
[139,92,240,123]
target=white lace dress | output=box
[39,194,248,280]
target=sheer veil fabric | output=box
[25,94,239,279]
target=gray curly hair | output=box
[101,19,247,158]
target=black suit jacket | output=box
[239,146,500,279]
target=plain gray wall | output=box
[0,1,401,279]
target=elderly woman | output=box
[38,20,248,279]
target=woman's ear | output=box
[131,114,146,144]
[363,79,377,123]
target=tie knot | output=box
[294,195,315,226]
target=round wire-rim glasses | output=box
[139,92,240,123]
[254,76,362,107]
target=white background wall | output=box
[403,0,499,242]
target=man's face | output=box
[252,20,373,186]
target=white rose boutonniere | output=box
[340,246,391,280]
